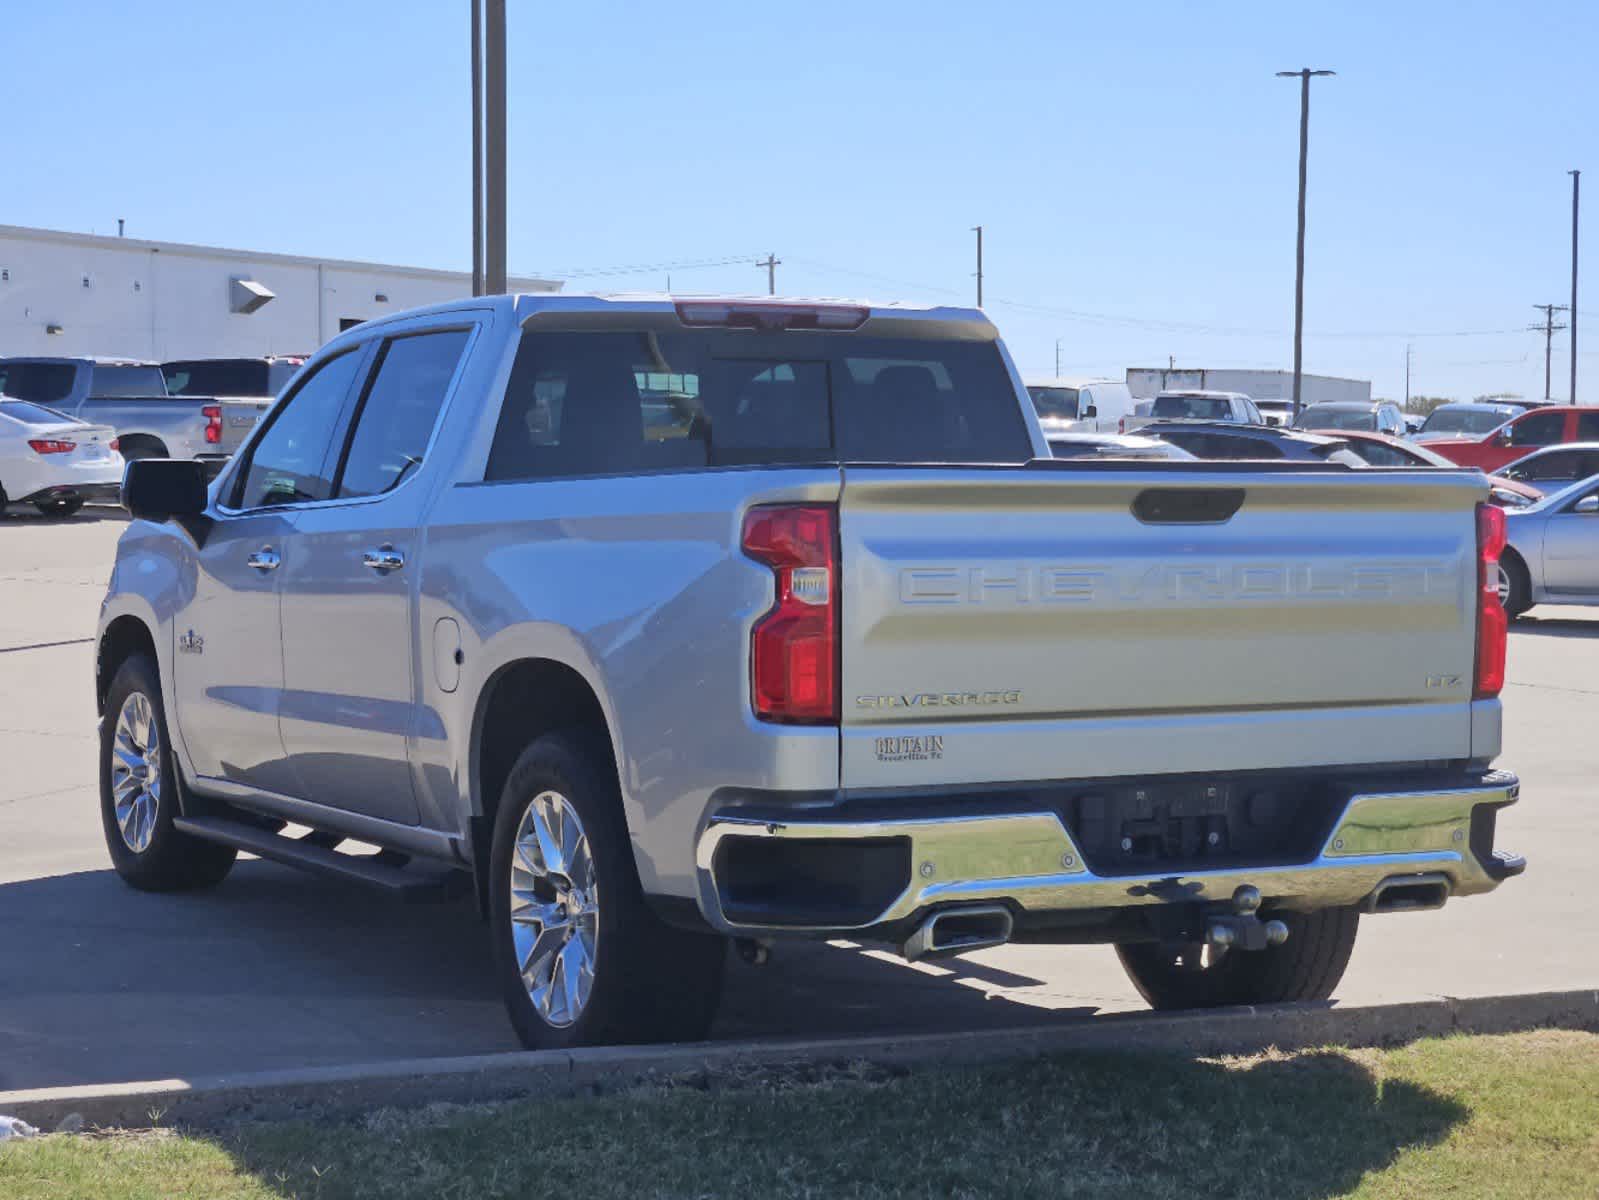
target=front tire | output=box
[99,654,236,891]
[489,732,726,1049]
[1116,907,1359,1010]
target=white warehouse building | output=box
[0,224,560,361]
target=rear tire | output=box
[1116,907,1359,1010]
[34,497,84,518]
[99,654,236,891]
[489,732,726,1049]
[1498,553,1531,619]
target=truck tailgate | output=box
[838,464,1488,789]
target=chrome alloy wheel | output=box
[508,790,598,1028]
[1496,563,1513,608]
[110,691,162,853]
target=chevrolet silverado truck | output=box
[97,294,1524,1049]
[0,356,238,473]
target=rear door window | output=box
[88,365,167,397]
[486,329,1030,481]
[1575,412,1599,440]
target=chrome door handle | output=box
[362,546,405,573]
[246,547,280,572]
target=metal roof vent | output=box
[230,276,275,315]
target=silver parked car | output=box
[1498,472,1599,616]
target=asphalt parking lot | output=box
[2,510,1595,1091]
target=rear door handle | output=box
[362,546,405,573]
[246,547,280,572]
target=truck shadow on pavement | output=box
[1,859,1097,1091]
[0,505,129,525]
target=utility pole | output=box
[756,253,780,296]
[1276,68,1335,417]
[1405,343,1412,409]
[971,225,983,307]
[1570,169,1581,404]
[482,0,507,294]
[469,0,483,296]
[1530,304,1569,401]
[1055,337,1062,377]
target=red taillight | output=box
[675,301,868,331]
[202,404,222,444]
[27,439,75,454]
[742,504,838,723]
[1475,502,1507,698]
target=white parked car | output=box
[0,398,124,516]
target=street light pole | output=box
[1276,68,1335,417]
[483,0,507,295]
[1570,169,1581,405]
[469,0,483,297]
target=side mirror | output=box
[1084,404,1098,419]
[122,458,208,522]
[1574,495,1599,514]
[1495,431,1513,447]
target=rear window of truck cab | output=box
[485,329,1032,480]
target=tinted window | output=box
[1419,407,1512,435]
[0,400,75,424]
[1504,449,1582,483]
[486,330,1029,481]
[0,361,76,405]
[1154,431,1282,460]
[1576,413,1599,440]
[1295,406,1374,431]
[88,365,166,397]
[163,359,272,397]
[1152,394,1231,420]
[1029,386,1079,420]
[1346,439,1409,467]
[1507,410,1565,447]
[336,331,470,499]
[235,351,364,509]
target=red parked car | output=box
[1428,406,1599,470]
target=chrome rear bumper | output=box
[694,771,1522,936]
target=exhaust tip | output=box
[903,904,1014,961]
[1364,873,1451,914]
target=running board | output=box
[173,815,470,903]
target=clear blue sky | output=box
[4,0,1594,401]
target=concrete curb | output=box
[4,988,1594,1131]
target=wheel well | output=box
[118,434,169,458]
[471,658,615,911]
[97,616,158,716]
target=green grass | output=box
[3,1030,1596,1200]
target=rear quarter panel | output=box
[415,468,843,898]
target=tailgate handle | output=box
[1131,488,1245,524]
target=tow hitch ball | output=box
[1204,885,1289,952]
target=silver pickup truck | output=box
[0,356,242,472]
[97,294,1524,1049]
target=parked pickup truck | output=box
[0,356,239,473]
[1120,389,1264,433]
[162,356,305,450]
[98,294,1524,1049]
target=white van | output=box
[1024,377,1136,434]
